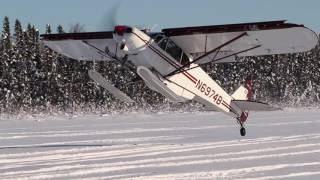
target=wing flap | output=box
[232,100,281,111]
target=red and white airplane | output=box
[41,20,318,136]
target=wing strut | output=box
[82,40,117,61]
[82,40,137,73]
[166,44,261,77]
[165,32,248,77]
[82,40,143,84]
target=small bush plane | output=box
[41,20,318,136]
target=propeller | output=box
[99,0,159,33]
[99,0,123,30]
[98,1,159,61]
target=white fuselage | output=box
[118,27,242,118]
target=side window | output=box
[154,35,163,43]
[166,40,182,61]
[158,38,168,50]
[155,36,190,67]
[181,53,189,66]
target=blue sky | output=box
[0,0,319,33]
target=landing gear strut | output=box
[237,118,247,137]
[238,112,248,137]
[238,120,247,137]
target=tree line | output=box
[0,16,319,114]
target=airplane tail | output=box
[231,78,280,123]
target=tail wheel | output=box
[240,127,246,136]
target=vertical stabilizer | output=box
[231,85,249,100]
[231,78,253,101]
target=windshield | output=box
[153,35,189,66]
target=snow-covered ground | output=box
[0,109,320,179]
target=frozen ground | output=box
[0,109,320,179]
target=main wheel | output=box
[240,127,246,136]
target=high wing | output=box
[162,20,318,64]
[41,31,119,61]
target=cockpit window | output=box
[154,35,190,67]
[158,38,168,50]
[166,40,182,61]
[154,35,164,43]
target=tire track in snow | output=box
[2,141,320,174]
[131,162,320,180]
[1,133,319,163]
[2,140,320,179]
[1,111,320,179]
[3,149,320,179]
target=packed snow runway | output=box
[0,109,320,179]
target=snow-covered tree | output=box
[1,16,14,111]
[69,23,85,33]
[1,16,320,113]
[57,25,64,34]
[45,24,52,34]
[2,16,11,51]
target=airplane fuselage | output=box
[116,27,243,118]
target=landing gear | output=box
[240,126,246,136]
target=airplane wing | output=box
[162,20,318,64]
[41,31,120,61]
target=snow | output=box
[0,109,320,179]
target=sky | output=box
[0,0,319,34]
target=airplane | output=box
[41,20,318,136]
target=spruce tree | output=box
[1,16,14,110]
[52,24,73,110]
[2,16,11,51]
[57,25,64,34]
[29,25,43,108]
[45,24,52,34]
[12,19,26,109]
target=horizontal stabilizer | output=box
[88,70,134,103]
[232,100,281,111]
